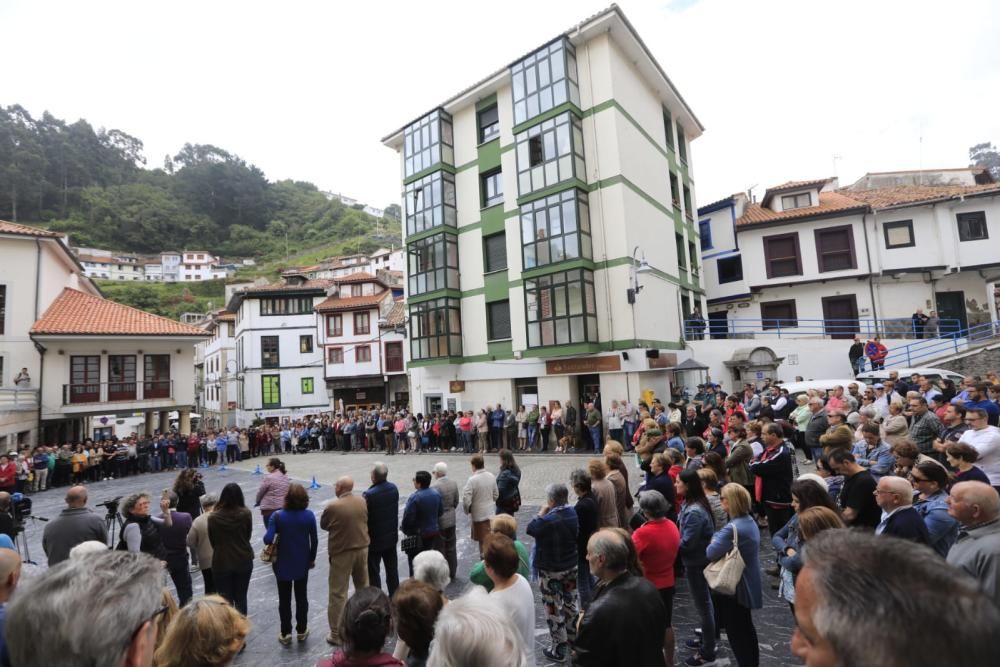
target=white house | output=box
[382,5,705,415]
[695,169,1000,384]
[315,272,403,410]
[161,251,182,282]
[197,310,238,429]
[227,275,332,426]
[76,249,145,281]
[369,248,405,273]
[180,251,227,281]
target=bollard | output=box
[309,476,321,490]
[252,464,263,475]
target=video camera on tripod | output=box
[10,492,46,566]
[99,496,124,548]
[98,496,122,517]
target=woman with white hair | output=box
[412,549,451,596]
[427,586,529,667]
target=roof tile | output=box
[737,191,866,227]
[843,184,1000,209]
[315,290,390,313]
[31,288,209,336]
[0,220,63,238]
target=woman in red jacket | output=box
[0,455,17,493]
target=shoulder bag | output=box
[703,523,744,596]
[260,511,281,563]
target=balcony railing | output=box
[683,318,962,341]
[62,380,173,405]
[0,388,39,411]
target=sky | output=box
[2,0,999,209]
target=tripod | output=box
[105,510,123,548]
[15,515,48,566]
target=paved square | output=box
[16,451,799,666]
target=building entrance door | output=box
[821,295,859,339]
[708,311,729,339]
[425,395,442,415]
[935,291,967,335]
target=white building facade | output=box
[198,311,238,429]
[383,6,705,416]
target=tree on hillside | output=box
[384,203,401,221]
[969,142,1000,180]
[171,143,272,230]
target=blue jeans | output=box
[685,562,716,660]
[528,424,537,449]
[623,421,636,448]
[609,428,624,446]
[589,425,602,452]
[150,454,161,472]
[577,553,594,610]
[175,450,187,468]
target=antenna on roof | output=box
[832,154,842,180]
[746,184,757,203]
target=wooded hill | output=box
[0,104,401,257]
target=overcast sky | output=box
[3,0,998,210]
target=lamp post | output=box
[627,245,652,304]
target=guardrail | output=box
[683,318,962,340]
[0,388,39,411]
[880,321,1000,368]
[62,380,173,405]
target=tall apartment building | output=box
[383,6,704,415]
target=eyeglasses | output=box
[128,605,169,646]
[907,472,929,482]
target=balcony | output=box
[62,381,173,405]
[0,388,39,412]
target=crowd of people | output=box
[1,368,999,666]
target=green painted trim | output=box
[405,225,458,245]
[403,162,456,186]
[462,287,485,298]
[458,222,482,235]
[477,140,501,172]
[408,356,465,368]
[501,143,515,154]
[480,204,507,236]
[408,288,462,304]
[456,157,479,172]
[526,342,604,357]
[487,340,513,357]
[484,272,509,302]
[510,101,584,135]
[606,339,687,351]
[475,93,498,111]
[520,258,597,281]
[516,179,590,206]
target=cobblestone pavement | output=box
[16,450,800,666]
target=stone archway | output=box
[723,346,784,389]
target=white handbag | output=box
[703,523,745,596]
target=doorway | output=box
[935,291,967,336]
[708,311,729,339]
[425,395,442,415]
[821,295,859,339]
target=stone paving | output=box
[16,450,800,666]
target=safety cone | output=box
[309,476,321,490]
[252,464,263,475]
[219,463,227,471]
[200,460,209,469]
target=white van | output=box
[775,379,860,403]
[856,367,965,387]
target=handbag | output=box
[260,511,280,563]
[703,523,745,596]
[401,533,423,555]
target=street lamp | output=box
[627,245,652,304]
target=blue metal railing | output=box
[880,321,1000,368]
[683,318,961,340]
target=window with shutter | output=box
[487,301,512,341]
[484,233,508,273]
[763,233,802,278]
[814,225,857,272]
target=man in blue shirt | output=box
[401,470,442,576]
[490,405,505,452]
[964,383,1000,427]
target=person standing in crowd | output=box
[911,307,929,339]
[640,452,677,518]
[586,403,602,453]
[569,469,599,610]
[505,409,518,451]
[462,454,498,555]
[873,476,930,545]
[426,587,530,666]
[401,471,444,576]
[828,450,881,530]
[791,530,1000,667]
[264,483,318,645]
[964,382,1000,426]
[154,595,249,667]
[772,478,841,610]
[158,490,194,607]
[117,492,170,559]
[946,481,1000,607]
[676,468,717,666]
[958,408,1000,492]
[848,337,865,376]
[469,514,531,591]
[631,490,680,666]
[186,492,218,594]
[483,534,537,667]
[527,482,578,663]
[496,449,522,516]
[431,462,459,580]
[392,579,443,667]
[320,476,370,647]
[364,461,400,598]
[726,424,754,495]
[41,486,107,565]
[256,457,290,529]
[516,406,528,452]
[6,551,166,667]
[317,587,404,667]
[208,482,253,615]
[804,397,829,462]
[909,460,959,557]
[907,397,943,455]
[490,404,505,453]
[706,484,762,667]
[575,528,668,667]
[564,400,578,449]
[853,423,895,479]
[751,423,795,534]
[604,452,632,529]
[946,442,992,485]
[587,458,619,529]
[173,468,205,570]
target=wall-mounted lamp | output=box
[627,246,653,305]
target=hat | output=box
[873,383,885,389]
[796,473,829,491]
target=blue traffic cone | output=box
[219,462,227,471]
[252,464,263,475]
[309,476,321,490]
[200,460,209,469]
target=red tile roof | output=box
[334,271,377,283]
[241,279,336,293]
[381,301,407,327]
[761,178,833,206]
[842,184,1000,209]
[31,288,209,336]
[216,311,236,322]
[315,290,391,313]
[737,191,866,227]
[0,220,63,238]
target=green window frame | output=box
[514,111,585,196]
[301,377,314,394]
[405,170,456,236]
[409,297,462,360]
[403,109,453,178]
[525,268,598,348]
[480,168,504,208]
[521,189,592,270]
[408,232,459,295]
[677,125,688,163]
[510,38,580,125]
[262,375,280,408]
[663,108,675,151]
[487,300,512,341]
[483,233,508,273]
[478,104,500,144]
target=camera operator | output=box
[42,486,108,566]
[0,493,16,543]
[117,492,171,559]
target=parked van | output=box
[775,379,860,403]
[856,367,965,387]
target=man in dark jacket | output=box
[848,337,865,376]
[805,398,829,462]
[527,482,580,662]
[401,470,443,576]
[41,486,108,566]
[874,476,930,545]
[363,461,400,596]
[750,423,795,534]
[575,528,667,667]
